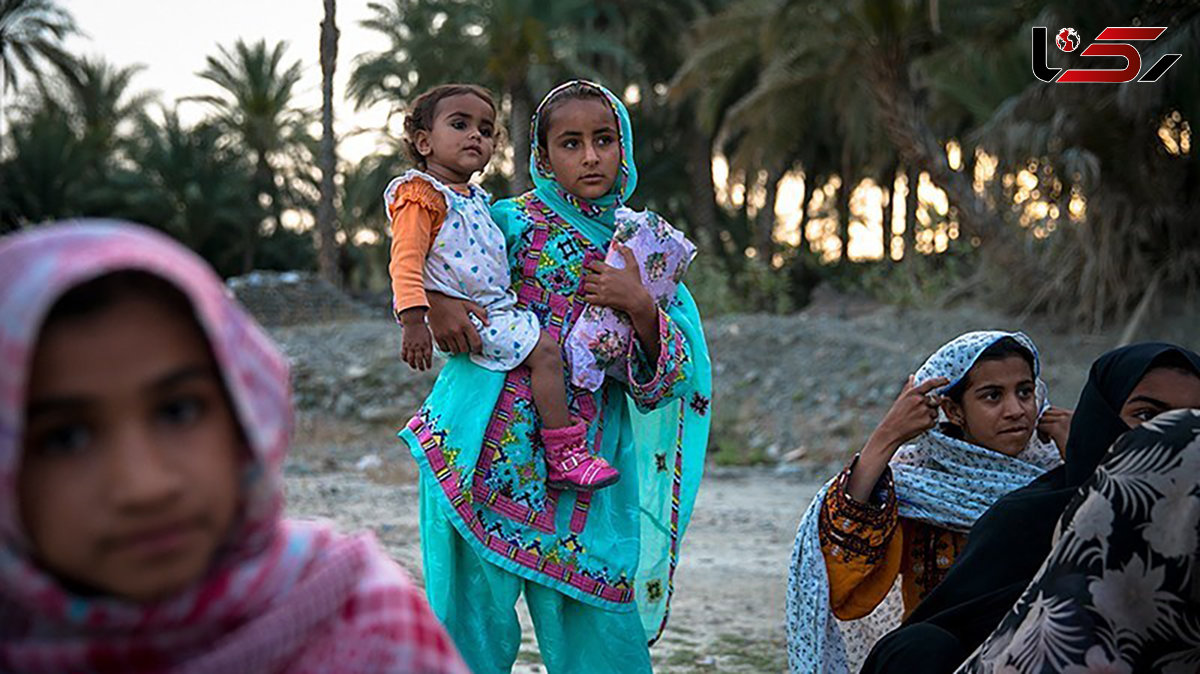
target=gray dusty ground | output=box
[284,463,815,673]
[271,294,1198,672]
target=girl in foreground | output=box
[0,222,467,673]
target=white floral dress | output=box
[958,408,1200,674]
[383,170,541,371]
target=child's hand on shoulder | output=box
[400,309,434,371]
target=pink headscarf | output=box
[0,221,467,673]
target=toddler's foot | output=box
[541,418,620,491]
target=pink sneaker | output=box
[541,418,620,491]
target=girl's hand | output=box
[581,245,652,315]
[872,375,950,450]
[1037,405,1074,457]
[845,375,949,502]
[426,292,489,355]
[402,322,434,371]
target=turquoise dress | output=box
[401,81,712,673]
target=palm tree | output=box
[129,108,264,275]
[190,39,308,271]
[750,0,1200,328]
[57,57,156,216]
[670,0,771,267]
[675,0,893,264]
[845,0,1199,327]
[0,0,75,128]
[0,57,151,228]
[852,0,996,245]
[964,1,1200,330]
[56,57,153,156]
[317,0,339,285]
[0,102,85,228]
[349,0,612,192]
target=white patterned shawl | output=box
[785,331,1063,674]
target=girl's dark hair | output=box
[534,82,610,149]
[44,270,195,327]
[944,336,1036,404]
[402,84,497,170]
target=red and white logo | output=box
[1032,26,1182,83]
[1056,27,1080,52]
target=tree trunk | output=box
[316,0,340,286]
[863,39,994,242]
[879,175,890,263]
[754,163,783,262]
[247,157,275,272]
[797,179,813,251]
[685,123,736,273]
[508,83,532,193]
[905,166,919,261]
[738,170,751,232]
[838,144,853,263]
[884,161,899,262]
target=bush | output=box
[830,245,980,308]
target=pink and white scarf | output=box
[0,221,467,673]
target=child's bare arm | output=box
[400,308,434,371]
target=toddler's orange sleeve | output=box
[386,178,448,314]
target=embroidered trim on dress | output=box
[819,463,898,566]
[647,401,688,645]
[408,415,635,604]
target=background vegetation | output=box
[2,0,1197,332]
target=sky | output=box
[62,0,393,160]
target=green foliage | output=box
[833,247,979,308]
[0,103,89,228]
[349,0,624,192]
[0,56,149,228]
[708,402,770,467]
[0,0,76,94]
[684,254,740,317]
[688,243,833,316]
[734,256,795,314]
[253,226,318,272]
[188,37,313,272]
[3,0,1198,326]
[126,111,267,276]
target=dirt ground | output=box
[284,448,816,673]
[272,297,1198,672]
